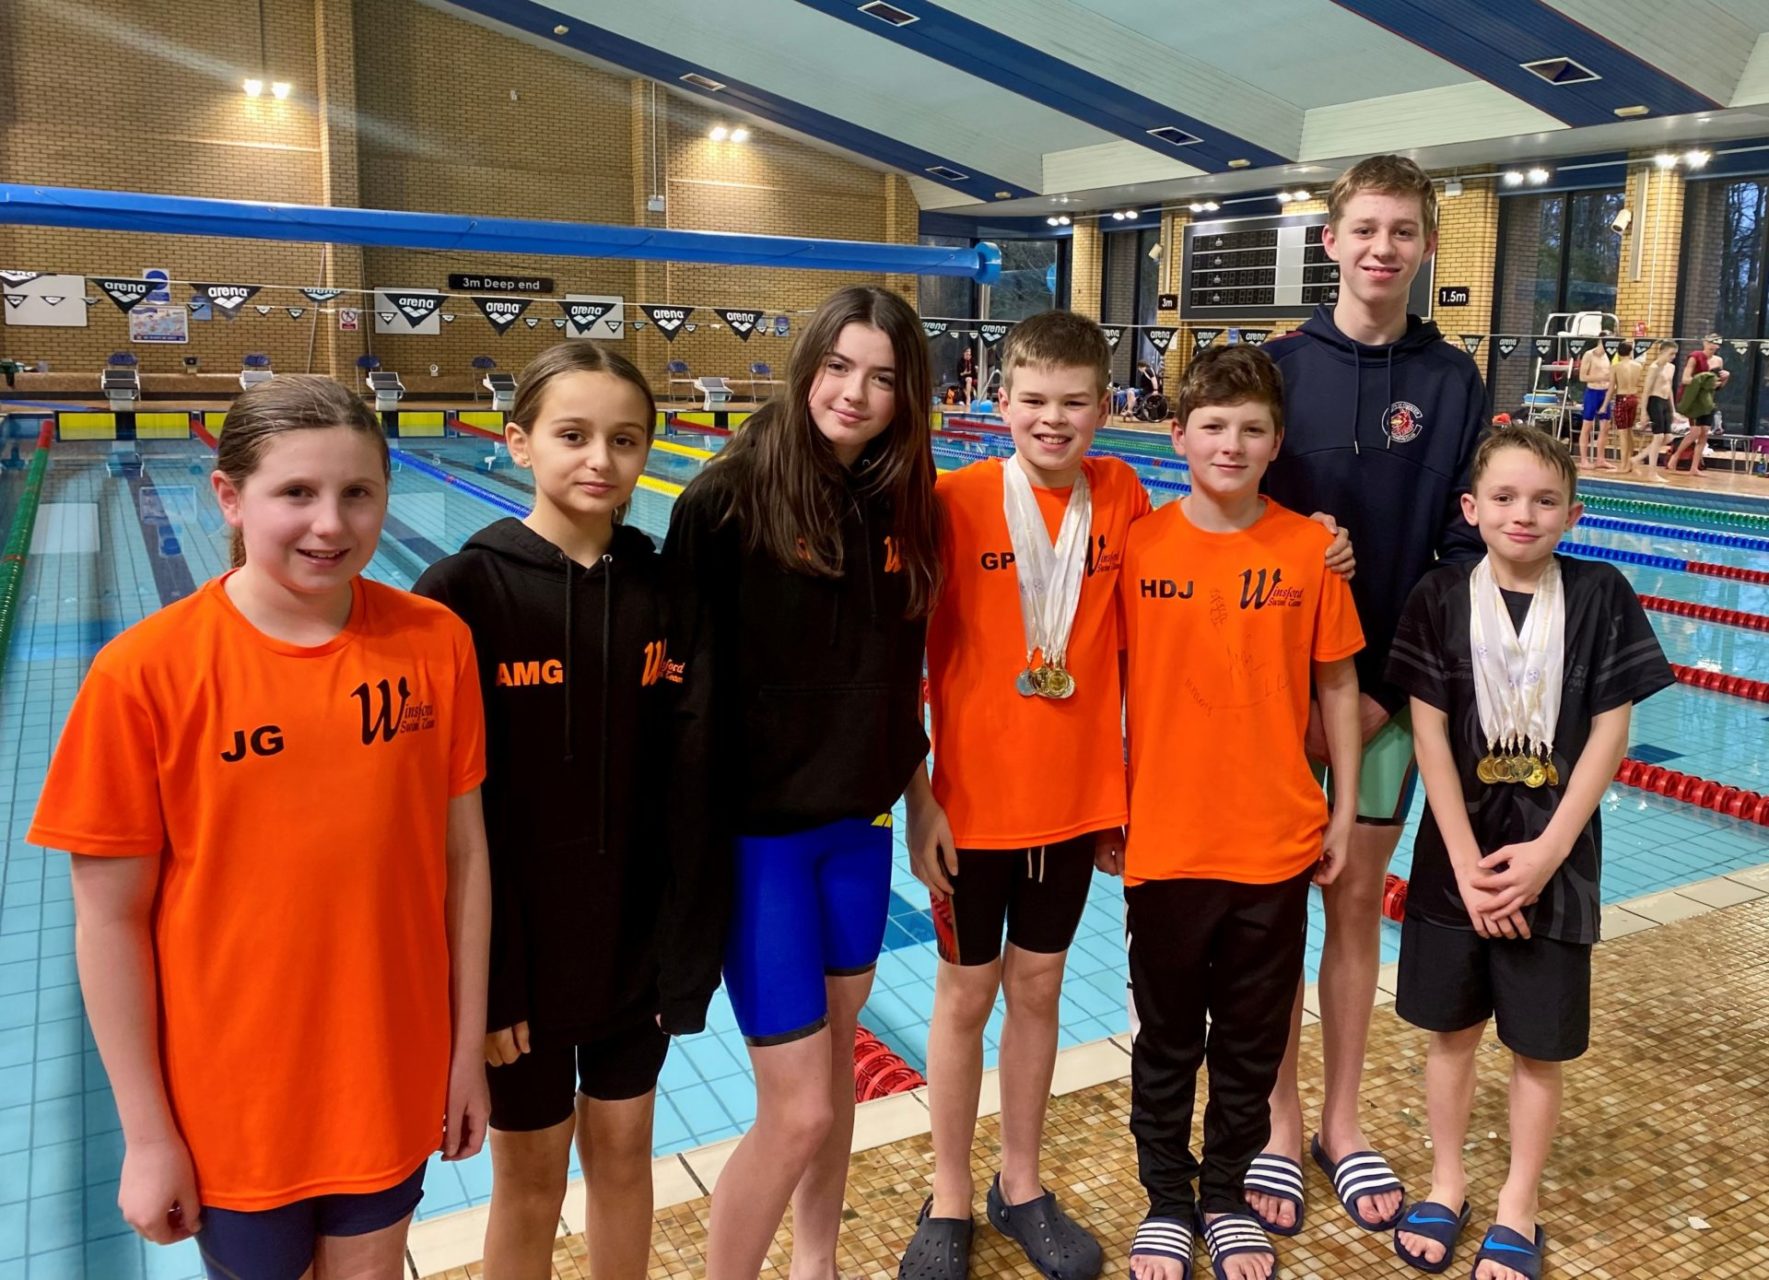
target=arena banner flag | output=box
[1185,328,1216,353]
[562,299,613,331]
[921,319,949,340]
[553,318,566,329]
[717,308,764,341]
[684,323,699,333]
[606,321,624,336]
[300,288,345,303]
[1461,334,1485,357]
[978,321,1013,347]
[1239,329,1268,346]
[524,317,540,328]
[0,271,40,289]
[92,277,157,314]
[473,296,530,335]
[1099,325,1123,350]
[1498,337,1520,358]
[1532,338,1552,359]
[1731,338,1751,358]
[1565,336,1589,357]
[1602,337,1621,358]
[192,284,262,317]
[641,304,693,341]
[253,305,273,316]
[1758,340,1769,358]
[286,307,305,320]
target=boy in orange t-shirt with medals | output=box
[1118,347,1363,1280]
[901,311,1143,1280]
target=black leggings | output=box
[1646,396,1671,434]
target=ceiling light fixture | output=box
[1655,152,1679,169]
[1685,149,1710,168]
[709,125,729,141]
[1502,171,1525,187]
[1276,192,1293,204]
[730,126,751,143]
[1527,167,1551,185]
[553,23,569,35]
[1613,104,1649,118]
[271,81,291,99]
[1444,178,1464,197]
[243,78,263,97]
[1292,189,1310,200]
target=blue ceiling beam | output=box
[440,0,1035,201]
[792,0,1289,171]
[0,183,1005,282]
[1333,0,1719,127]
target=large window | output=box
[990,238,1065,321]
[1490,188,1623,420]
[1677,178,1769,437]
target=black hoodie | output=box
[413,519,723,1040]
[1263,306,1486,712]
[663,450,929,850]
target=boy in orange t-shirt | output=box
[902,311,1140,1279]
[1118,347,1363,1280]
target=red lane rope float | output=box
[449,414,501,441]
[1379,755,1769,920]
[1668,662,1769,704]
[1685,559,1769,587]
[189,414,218,450]
[854,1025,926,1102]
[1637,594,1769,632]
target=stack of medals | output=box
[1003,457,1090,702]
[1469,557,1565,790]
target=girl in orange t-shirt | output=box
[29,377,491,1280]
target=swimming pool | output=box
[0,418,1764,1276]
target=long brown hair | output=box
[710,286,940,617]
[216,374,388,567]
[512,341,657,524]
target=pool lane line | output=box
[1637,593,1769,632]
[1558,539,1769,585]
[1668,662,1769,705]
[0,423,54,678]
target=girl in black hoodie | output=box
[666,287,941,1280]
[415,343,719,1280]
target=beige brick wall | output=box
[1617,164,1686,339]
[1433,179,1498,353]
[0,0,923,393]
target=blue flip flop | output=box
[1195,1209,1277,1280]
[1128,1216,1191,1280]
[1392,1199,1471,1274]
[1470,1223,1545,1280]
[1309,1133,1405,1231]
[1242,1154,1305,1236]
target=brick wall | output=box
[1433,179,1498,351]
[1615,164,1685,338]
[1,0,922,393]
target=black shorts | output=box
[1646,395,1671,433]
[488,1019,670,1132]
[1691,412,1715,427]
[929,831,1099,966]
[199,1159,425,1280]
[1395,916,1591,1061]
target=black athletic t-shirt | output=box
[1386,556,1674,944]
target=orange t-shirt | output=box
[928,456,1151,847]
[27,575,486,1211]
[1120,500,1363,885]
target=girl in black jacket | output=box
[666,286,941,1280]
[416,342,718,1280]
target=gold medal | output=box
[1499,754,1522,783]
[1477,755,1497,785]
[1041,665,1076,699]
[1525,758,1547,788]
[1546,761,1560,786]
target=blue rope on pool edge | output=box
[388,446,528,518]
[1577,512,1769,554]
[1558,539,1689,573]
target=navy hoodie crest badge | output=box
[1382,400,1424,445]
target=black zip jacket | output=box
[1263,306,1486,712]
[663,451,929,851]
[413,519,722,1040]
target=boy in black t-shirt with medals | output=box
[1385,426,1672,1280]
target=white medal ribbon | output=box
[1469,556,1565,759]
[1002,458,1091,671]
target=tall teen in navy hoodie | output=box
[415,343,720,1280]
[668,287,941,1280]
[1244,156,1485,1246]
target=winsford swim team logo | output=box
[351,676,435,744]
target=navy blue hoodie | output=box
[1263,306,1486,711]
